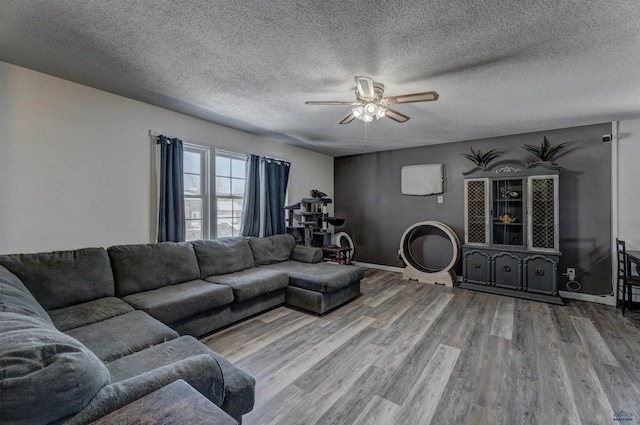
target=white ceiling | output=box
[1,1,639,156]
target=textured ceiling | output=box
[2,1,640,156]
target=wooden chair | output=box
[616,239,640,315]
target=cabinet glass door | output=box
[465,179,488,244]
[529,176,558,250]
[492,178,524,246]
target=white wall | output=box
[0,62,334,254]
[618,118,640,250]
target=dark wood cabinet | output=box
[460,160,563,304]
[493,252,523,291]
[462,250,491,284]
[524,255,558,296]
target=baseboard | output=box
[559,290,617,306]
[356,263,615,306]
[353,262,404,273]
[355,264,467,283]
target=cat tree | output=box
[285,189,344,246]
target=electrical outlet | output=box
[437,196,443,204]
[567,268,576,280]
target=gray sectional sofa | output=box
[0,234,363,424]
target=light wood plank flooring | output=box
[202,269,640,425]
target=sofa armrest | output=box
[291,245,323,263]
[58,354,224,425]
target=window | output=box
[215,154,245,238]
[182,147,245,241]
[183,147,206,241]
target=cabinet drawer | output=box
[493,253,522,290]
[524,255,558,295]
[463,250,491,285]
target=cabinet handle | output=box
[504,265,511,272]
[473,262,481,269]
[535,268,544,276]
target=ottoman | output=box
[259,260,364,314]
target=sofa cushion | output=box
[69,361,228,425]
[0,265,54,325]
[107,336,255,421]
[209,347,257,421]
[65,310,178,363]
[291,245,323,263]
[260,261,365,293]
[122,280,234,325]
[108,242,201,297]
[0,312,110,425]
[247,234,296,265]
[192,238,255,278]
[106,336,226,405]
[205,268,289,303]
[48,297,135,332]
[0,247,115,310]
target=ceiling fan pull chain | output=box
[364,121,368,148]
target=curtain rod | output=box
[149,129,288,164]
[149,130,178,139]
[213,148,287,164]
[149,130,184,141]
[261,157,290,166]
[149,130,180,144]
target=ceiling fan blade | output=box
[385,107,410,123]
[355,76,375,99]
[339,113,356,125]
[384,91,439,104]
[305,101,358,105]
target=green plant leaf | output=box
[523,137,568,161]
[544,142,569,159]
[480,149,503,166]
[461,147,503,166]
[523,144,542,156]
[461,153,481,165]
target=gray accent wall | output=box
[335,123,612,295]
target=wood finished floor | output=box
[202,269,640,425]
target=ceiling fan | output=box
[305,76,439,124]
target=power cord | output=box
[565,279,581,292]
[562,270,582,292]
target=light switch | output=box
[437,196,443,204]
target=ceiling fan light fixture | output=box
[305,76,438,125]
[352,103,384,122]
[365,103,377,115]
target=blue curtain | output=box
[264,158,291,236]
[240,154,261,237]
[157,135,185,242]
